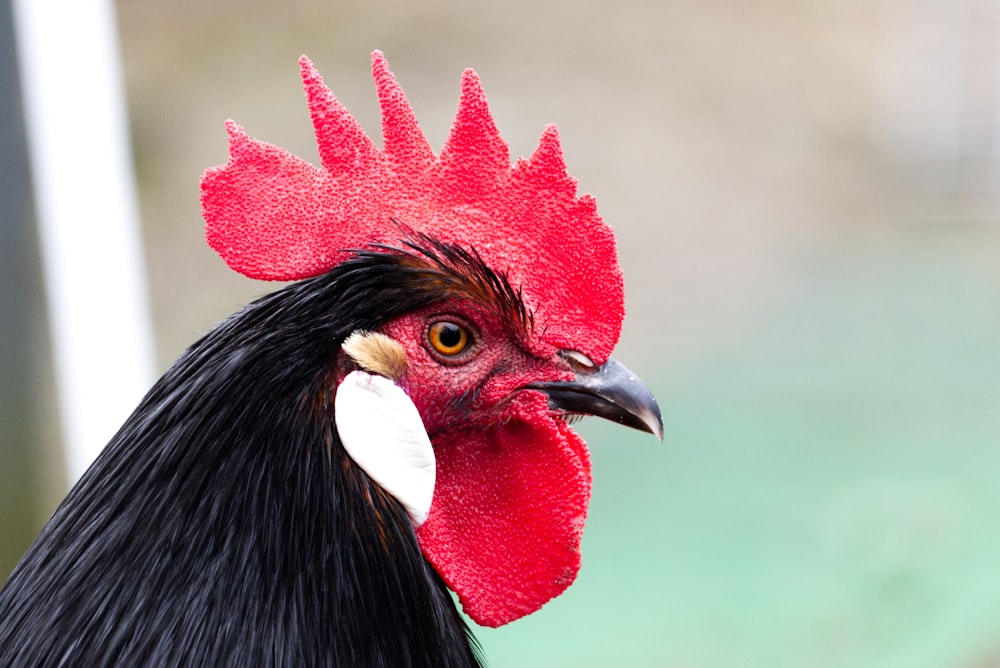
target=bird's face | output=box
[381,302,567,436]
[353,275,661,628]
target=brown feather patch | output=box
[341,330,408,380]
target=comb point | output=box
[223,120,247,150]
[301,55,378,177]
[528,124,571,183]
[298,55,317,79]
[372,51,433,171]
[437,66,509,203]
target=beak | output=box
[527,358,664,441]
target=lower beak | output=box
[527,358,664,440]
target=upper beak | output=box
[527,357,664,440]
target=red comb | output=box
[201,51,623,360]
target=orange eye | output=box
[427,321,471,357]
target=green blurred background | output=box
[3,0,1000,665]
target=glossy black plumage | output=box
[0,241,497,667]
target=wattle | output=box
[415,391,592,627]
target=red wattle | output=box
[416,392,592,627]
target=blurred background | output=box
[3,0,1000,665]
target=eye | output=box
[427,321,473,358]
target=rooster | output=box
[0,52,661,666]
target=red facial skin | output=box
[377,301,593,627]
[381,303,569,435]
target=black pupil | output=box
[438,323,463,349]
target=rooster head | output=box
[201,52,662,627]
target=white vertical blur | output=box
[12,0,156,484]
[871,0,971,189]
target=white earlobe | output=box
[334,371,435,527]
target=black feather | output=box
[0,240,510,667]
